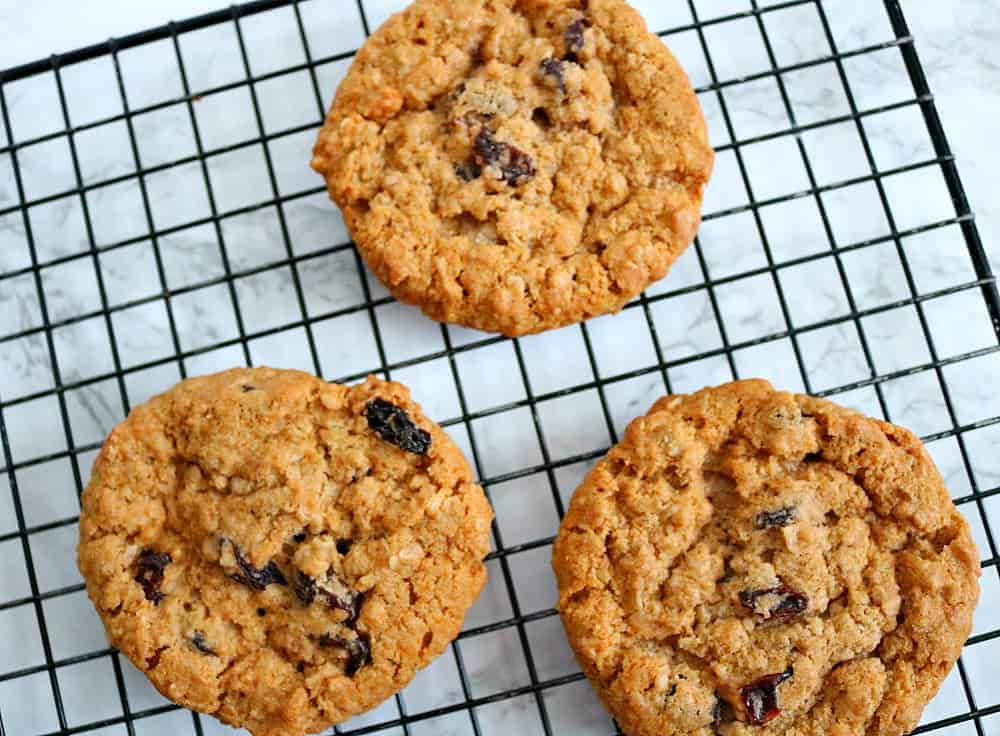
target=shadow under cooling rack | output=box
[0,1,999,735]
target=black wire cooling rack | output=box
[1,1,998,735]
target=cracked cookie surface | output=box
[311,0,713,336]
[77,368,493,736]
[552,380,980,736]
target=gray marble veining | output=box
[0,2,998,735]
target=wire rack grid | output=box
[0,0,998,735]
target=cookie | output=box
[552,380,980,736]
[311,0,713,336]
[77,368,493,736]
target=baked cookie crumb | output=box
[553,380,980,736]
[78,367,493,736]
[312,0,713,336]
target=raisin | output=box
[740,667,793,725]
[473,129,536,186]
[331,588,364,627]
[365,398,432,454]
[294,572,317,605]
[711,695,730,723]
[257,607,267,617]
[540,58,566,92]
[320,633,372,677]
[241,385,257,393]
[191,631,216,655]
[230,545,287,590]
[771,591,808,618]
[292,532,307,543]
[336,539,353,555]
[454,161,482,182]
[739,585,808,620]
[330,588,365,626]
[565,18,588,60]
[134,550,171,604]
[295,572,364,625]
[532,107,552,128]
[755,506,797,529]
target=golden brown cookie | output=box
[77,367,493,736]
[552,380,980,736]
[311,0,713,336]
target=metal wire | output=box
[0,0,998,734]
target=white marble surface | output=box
[1,2,999,736]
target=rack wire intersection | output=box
[0,1,998,735]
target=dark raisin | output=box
[532,108,552,128]
[739,585,808,620]
[257,607,267,617]
[295,571,364,626]
[565,18,588,59]
[540,57,566,92]
[320,633,372,677]
[473,130,505,167]
[297,662,306,673]
[336,539,353,555]
[771,591,808,618]
[293,532,307,543]
[473,129,536,186]
[454,161,482,182]
[740,667,793,726]
[191,631,216,655]
[738,588,760,609]
[230,545,287,590]
[134,550,171,604]
[755,506,797,529]
[294,572,317,605]
[241,385,257,393]
[324,585,363,626]
[712,695,733,728]
[365,398,432,454]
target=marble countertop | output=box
[898,0,999,272]
[1,2,998,736]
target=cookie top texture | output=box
[78,367,493,736]
[553,380,980,736]
[312,0,713,336]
